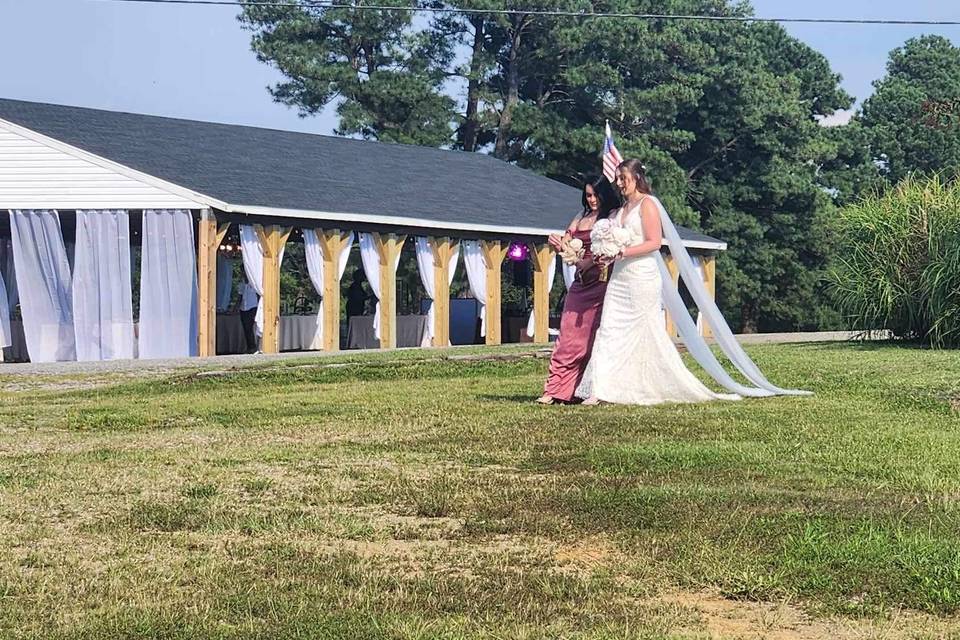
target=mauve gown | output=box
[542,228,608,401]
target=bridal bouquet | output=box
[590,219,632,280]
[591,219,633,258]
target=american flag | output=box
[602,121,623,182]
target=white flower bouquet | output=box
[590,219,632,280]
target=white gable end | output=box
[0,123,206,210]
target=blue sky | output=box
[1,0,958,133]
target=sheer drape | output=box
[359,233,400,340]
[239,225,285,337]
[138,209,198,359]
[8,209,75,362]
[561,262,575,290]
[462,240,488,337]
[73,209,135,361]
[303,229,354,340]
[0,266,9,348]
[414,237,459,346]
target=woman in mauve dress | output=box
[537,176,620,404]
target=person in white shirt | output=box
[240,282,259,353]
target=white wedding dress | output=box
[577,198,740,405]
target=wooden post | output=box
[318,229,352,351]
[256,224,293,354]
[528,243,555,344]
[429,237,456,347]
[372,233,406,349]
[701,255,716,338]
[480,240,508,345]
[664,252,680,338]
[197,209,218,357]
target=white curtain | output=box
[139,209,198,359]
[216,254,233,312]
[239,225,263,335]
[526,253,557,338]
[653,196,810,397]
[240,225,285,338]
[414,237,460,346]
[0,265,9,349]
[561,261,576,290]
[303,229,354,341]
[693,257,706,335]
[72,209,135,361]
[359,232,401,340]
[8,209,75,362]
[462,240,488,337]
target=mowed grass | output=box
[0,343,959,638]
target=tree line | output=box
[239,0,960,332]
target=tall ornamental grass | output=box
[829,175,960,348]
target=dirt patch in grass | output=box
[666,589,960,639]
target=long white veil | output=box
[652,196,811,397]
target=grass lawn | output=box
[1,342,959,639]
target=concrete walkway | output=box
[0,331,883,376]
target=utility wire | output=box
[85,0,960,26]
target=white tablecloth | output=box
[279,314,323,352]
[347,315,427,349]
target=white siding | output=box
[0,126,203,210]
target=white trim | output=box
[0,117,727,251]
[0,117,225,210]
[227,205,728,250]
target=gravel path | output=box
[0,331,882,377]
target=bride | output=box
[578,159,737,405]
[577,158,809,405]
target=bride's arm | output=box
[618,198,662,259]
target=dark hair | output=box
[617,158,653,195]
[581,175,621,219]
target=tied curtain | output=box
[8,209,75,362]
[414,237,459,346]
[139,209,198,359]
[72,209,135,361]
[303,229,354,341]
[239,225,285,338]
[526,253,557,339]
[461,240,488,337]
[358,233,401,340]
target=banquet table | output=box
[279,314,323,352]
[347,315,427,349]
[216,313,248,355]
[1,320,28,363]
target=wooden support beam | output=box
[664,252,680,338]
[428,237,456,347]
[215,222,230,247]
[372,233,406,349]
[318,229,352,351]
[480,240,508,345]
[528,243,555,344]
[257,224,293,354]
[701,255,716,338]
[197,209,218,357]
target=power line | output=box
[85,0,960,26]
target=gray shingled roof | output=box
[0,98,724,246]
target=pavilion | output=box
[0,99,726,363]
